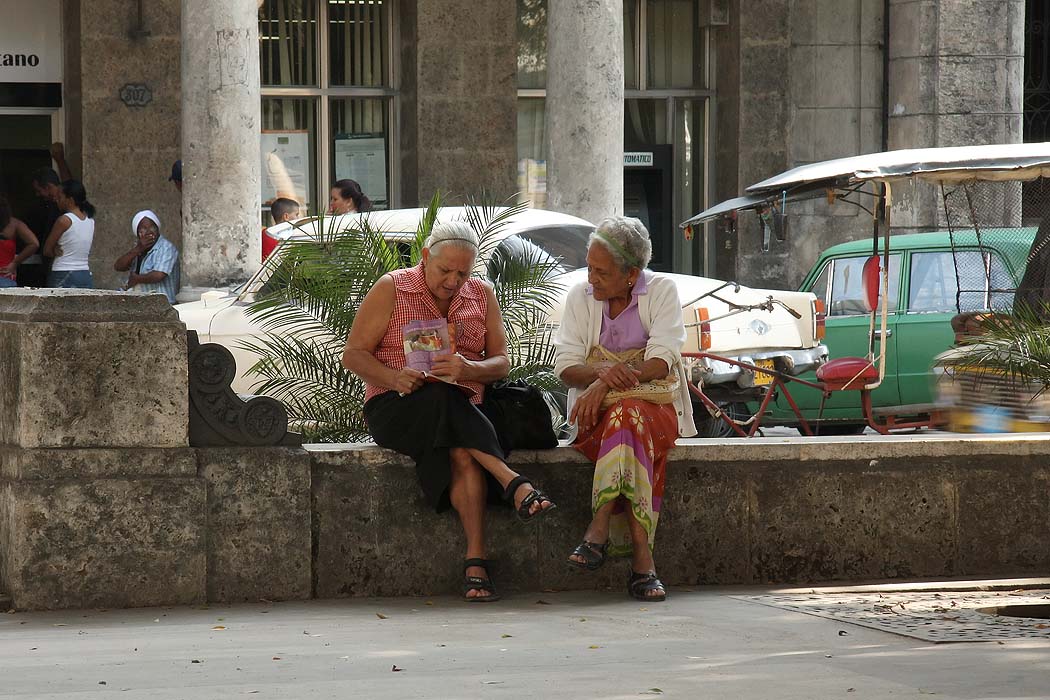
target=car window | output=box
[908,250,1014,313]
[512,224,595,270]
[825,254,901,317]
[489,234,568,278]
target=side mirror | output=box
[862,255,881,312]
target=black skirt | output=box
[364,382,506,512]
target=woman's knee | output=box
[449,448,480,474]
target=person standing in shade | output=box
[0,195,40,288]
[114,210,180,304]
[21,168,63,287]
[43,180,96,289]
[169,160,182,193]
[328,178,372,215]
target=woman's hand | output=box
[597,362,642,391]
[394,367,426,396]
[570,379,609,432]
[429,352,468,383]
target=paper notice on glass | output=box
[261,130,310,209]
[334,136,387,207]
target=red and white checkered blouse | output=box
[365,262,490,404]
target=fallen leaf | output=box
[272,657,281,661]
[535,600,551,605]
[579,618,587,622]
[588,645,602,649]
[29,647,37,651]
[391,665,403,672]
[98,681,107,685]
[847,688,856,693]
[482,680,504,685]
[997,641,1005,645]
[425,601,434,606]
[501,634,513,638]
[825,654,833,658]
[339,656,350,660]
[53,624,67,627]
[1036,624,1049,629]
[639,607,649,612]
[212,626,226,631]
[645,689,663,695]
[837,630,849,636]
[376,613,388,620]
[191,659,202,664]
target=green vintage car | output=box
[757,228,1036,432]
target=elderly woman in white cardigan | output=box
[554,216,696,602]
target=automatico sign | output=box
[0,0,62,83]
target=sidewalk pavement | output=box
[2,583,1048,700]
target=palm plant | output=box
[240,193,566,442]
[940,304,1050,393]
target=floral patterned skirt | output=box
[573,399,680,558]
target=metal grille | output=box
[738,590,1050,643]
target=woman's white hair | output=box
[588,216,652,271]
[425,220,480,256]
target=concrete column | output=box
[887,0,1025,229]
[180,0,261,297]
[545,0,624,224]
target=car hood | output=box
[546,269,818,354]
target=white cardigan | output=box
[554,271,698,438]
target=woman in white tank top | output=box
[43,180,96,288]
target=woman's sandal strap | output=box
[569,541,608,570]
[628,571,667,601]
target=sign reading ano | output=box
[624,152,653,167]
[0,0,62,83]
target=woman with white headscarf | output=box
[113,209,180,303]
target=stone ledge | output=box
[0,448,198,480]
[0,289,180,323]
[306,432,1050,468]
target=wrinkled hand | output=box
[394,367,426,396]
[429,353,468,383]
[597,362,642,391]
[570,380,609,432]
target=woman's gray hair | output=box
[425,220,480,256]
[588,216,653,271]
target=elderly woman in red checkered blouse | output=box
[342,221,556,602]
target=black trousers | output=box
[364,382,506,512]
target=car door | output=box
[766,252,903,421]
[893,248,1015,407]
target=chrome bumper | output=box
[687,345,829,388]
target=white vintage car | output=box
[175,207,827,433]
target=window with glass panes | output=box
[259,0,396,223]
[517,0,711,274]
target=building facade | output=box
[0,0,1030,292]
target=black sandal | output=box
[568,541,609,571]
[503,475,557,523]
[462,558,501,603]
[628,570,667,602]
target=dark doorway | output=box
[624,143,673,272]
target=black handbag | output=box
[480,379,559,452]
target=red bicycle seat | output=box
[816,357,877,391]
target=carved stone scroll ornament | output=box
[187,331,301,446]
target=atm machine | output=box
[623,143,672,272]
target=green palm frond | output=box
[243,191,568,441]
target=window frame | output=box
[815,253,904,318]
[260,0,401,214]
[904,247,1014,315]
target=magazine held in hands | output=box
[402,318,472,392]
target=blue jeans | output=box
[48,270,94,289]
[0,277,16,288]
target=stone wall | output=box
[405,0,517,204]
[887,0,1025,230]
[63,0,183,292]
[715,0,885,289]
